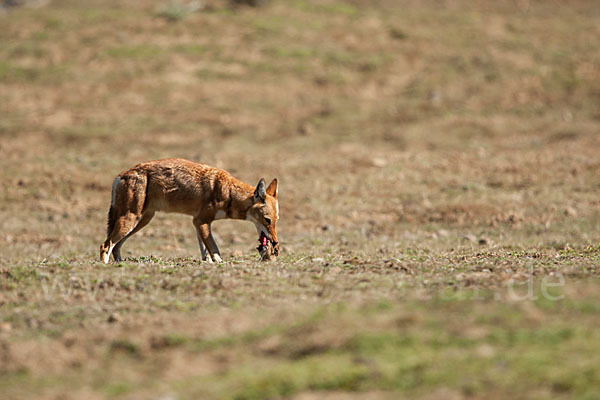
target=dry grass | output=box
[1,0,599,399]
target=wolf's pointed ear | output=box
[266,178,278,199]
[254,178,266,203]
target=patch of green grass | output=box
[191,335,237,352]
[0,62,37,82]
[156,2,199,22]
[252,18,285,35]
[104,381,133,397]
[0,61,70,84]
[162,333,188,347]
[290,0,360,17]
[106,45,163,60]
[5,265,38,282]
[0,371,70,399]
[172,43,209,56]
[265,46,317,60]
[196,66,243,80]
[43,16,63,30]
[165,299,600,399]
[192,354,370,400]
[109,340,141,356]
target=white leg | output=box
[103,243,116,264]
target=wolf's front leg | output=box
[193,219,222,263]
[205,226,222,263]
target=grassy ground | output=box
[1,0,599,399]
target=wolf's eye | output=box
[265,218,271,225]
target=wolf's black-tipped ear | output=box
[254,178,266,203]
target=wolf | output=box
[99,158,279,263]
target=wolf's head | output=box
[247,178,279,257]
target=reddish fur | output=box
[100,158,279,263]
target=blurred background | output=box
[1,0,598,260]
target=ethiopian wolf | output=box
[100,158,279,263]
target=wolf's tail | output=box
[106,176,121,237]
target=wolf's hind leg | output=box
[100,173,147,263]
[112,211,155,261]
[196,234,208,261]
